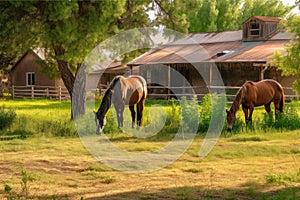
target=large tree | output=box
[186,0,292,32]
[0,0,188,119]
[271,13,300,95]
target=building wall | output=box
[12,51,57,87]
[138,62,296,99]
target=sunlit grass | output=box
[1,98,300,199]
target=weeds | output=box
[265,169,300,186]
[0,106,16,131]
[21,168,37,199]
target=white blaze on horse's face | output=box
[226,110,236,131]
[94,112,107,135]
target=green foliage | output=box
[37,119,77,137]
[4,184,12,193]
[224,101,300,134]
[186,0,292,33]
[0,106,16,131]
[181,96,199,133]
[271,15,300,95]
[161,98,181,134]
[198,93,226,133]
[260,102,300,131]
[266,169,300,186]
[103,109,121,134]
[21,168,37,199]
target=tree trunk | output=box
[55,48,86,120]
[72,64,86,120]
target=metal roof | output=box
[90,62,130,74]
[128,29,292,66]
[248,16,283,23]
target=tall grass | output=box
[0,97,300,138]
[227,101,300,134]
[0,106,16,131]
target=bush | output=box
[181,96,199,133]
[38,119,77,137]
[261,101,300,131]
[160,98,181,134]
[0,106,16,131]
[198,93,226,133]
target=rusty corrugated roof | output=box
[251,16,282,23]
[90,62,130,74]
[128,29,292,66]
[219,40,289,62]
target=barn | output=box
[86,62,137,95]
[10,49,69,99]
[127,16,297,100]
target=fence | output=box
[11,85,70,100]
[9,85,298,102]
[145,85,298,102]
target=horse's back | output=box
[247,79,284,105]
[119,75,147,105]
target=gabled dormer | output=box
[242,16,282,42]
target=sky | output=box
[282,0,299,15]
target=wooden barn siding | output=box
[138,62,296,99]
[12,52,56,87]
[243,21,278,41]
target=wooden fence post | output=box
[59,86,62,101]
[45,88,49,97]
[167,64,171,100]
[12,85,15,98]
[31,86,34,99]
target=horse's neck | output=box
[230,87,244,114]
[97,90,112,117]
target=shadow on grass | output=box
[4,182,299,200]
[83,182,300,200]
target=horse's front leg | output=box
[242,105,249,123]
[129,105,136,128]
[248,105,254,123]
[137,100,145,127]
[115,104,124,128]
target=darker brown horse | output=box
[94,75,147,135]
[226,79,285,131]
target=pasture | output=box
[1,98,300,199]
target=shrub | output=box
[38,119,77,137]
[198,94,226,133]
[0,106,16,131]
[103,109,120,134]
[181,95,199,133]
[260,101,300,131]
[161,98,181,134]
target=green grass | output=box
[1,98,300,199]
[1,98,300,139]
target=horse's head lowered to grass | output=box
[226,79,285,131]
[94,111,107,135]
[94,75,147,135]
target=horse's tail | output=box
[136,75,147,99]
[280,87,285,112]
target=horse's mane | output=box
[230,82,248,113]
[107,76,122,90]
[96,76,122,117]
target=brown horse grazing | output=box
[226,79,285,131]
[94,75,147,135]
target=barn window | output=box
[26,72,35,86]
[249,20,260,37]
